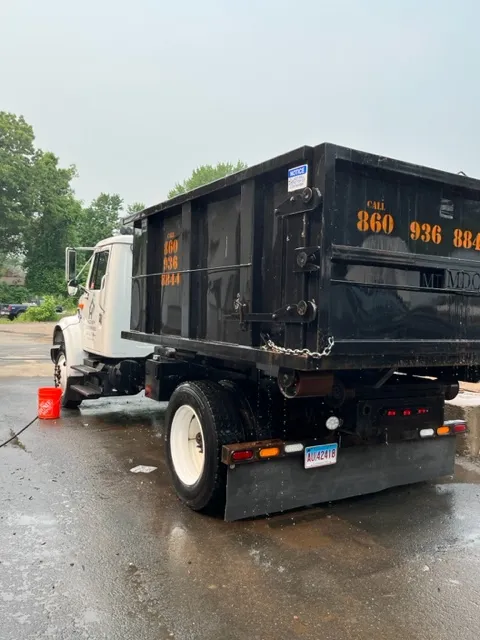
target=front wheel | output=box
[165,381,245,514]
[54,340,82,410]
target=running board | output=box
[224,438,456,521]
[71,364,100,375]
[70,384,102,399]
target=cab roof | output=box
[95,234,133,249]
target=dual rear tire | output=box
[165,380,247,514]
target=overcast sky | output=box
[1,0,478,208]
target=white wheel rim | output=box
[170,405,205,486]
[57,353,67,392]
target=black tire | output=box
[54,337,82,410]
[165,380,245,514]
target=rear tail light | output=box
[444,419,468,434]
[285,443,304,454]
[385,408,429,417]
[223,437,339,465]
[437,426,450,436]
[232,450,254,462]
[223,439,295,465]
[420,428,435,438]
[259,446,280,459]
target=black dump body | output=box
[124,143,480,378]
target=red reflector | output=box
[232,450,254,462]
[454,423,467,433]
[403,409,412,416]
[387,410,396,417]
[417,408,429,415]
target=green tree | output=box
[0,112,37,255]
[0,110,148,300]
[167,160,247,199]
[24,152,81,295]
[0,283,30,304]
[0,112,82,296]
[75,193,124,247]
[126,201,145,215]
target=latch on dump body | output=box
[233,187,323,330]
[294,246,321,272]
[233,298,318,327]
[274,187,323,217]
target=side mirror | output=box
[67,279,78,297]
[66,248,77,282]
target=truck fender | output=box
[52,315,86,379]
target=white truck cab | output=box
[51,233,151,408]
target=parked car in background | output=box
[1,302,64,321]
[0,303,30,320]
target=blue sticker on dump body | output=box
[288,164,308,192]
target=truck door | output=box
[81,249,110,354]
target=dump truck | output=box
[52,142,477,520]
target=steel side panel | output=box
[224,438,455,521]
[129,141,480,364]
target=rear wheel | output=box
[54,335,82,410]
[165,381,245,514]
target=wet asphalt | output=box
[1,332,480,639]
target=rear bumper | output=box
[224,437,456,521]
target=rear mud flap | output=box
[224,438,456,521]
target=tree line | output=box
[0,111,246,303]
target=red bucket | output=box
[38,387,62,420]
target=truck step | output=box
[70,384,102,399]
[71,364,100,375]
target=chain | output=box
[261,336,334,359]
[54,362,61,387]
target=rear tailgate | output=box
[328,149,480,356]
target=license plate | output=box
[304,443,338,469]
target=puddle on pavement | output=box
[443,460,480,485]
[76,396,167,431]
